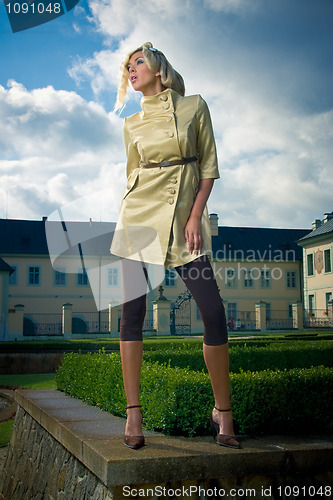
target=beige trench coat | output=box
[110,88,220,268]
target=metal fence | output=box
[304,309,333,329]
[19,306,333,337]
[227,311,257,331]
[266,310,294,330]
[22,310,153,336]
[170,297,192,335]
[23,313,62,336]
[228,310,295,331]
[143,316,154,332]
[72,312,109,334]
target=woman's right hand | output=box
[185,215,203,255]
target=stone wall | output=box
[1,389,332,500]
[1,406,113,500]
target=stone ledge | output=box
[15,389,333,488]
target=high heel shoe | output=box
[124,405,145,449]
[210,406,240,449]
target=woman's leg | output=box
[203,344,236,439]
[120,340,143,437]
[119,259,148,439]
[175,256,238,442]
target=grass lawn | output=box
[0,420,14,447]
[0,373,57,447]
[0,373,57,390]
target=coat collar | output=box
[140,88,182,118]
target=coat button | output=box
[127,184,131,189]
[168,131,174,137]
[167,116,172,122]
[160,94,168,101]
[168,198,174,205]
[163,103,170,109]
[168,188,176,194]
[169,178,177,184]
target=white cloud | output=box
[69,49,123,96]
[204,0,258,14]
[0,81,126,221]
[1,0,332,230]
[212,95,333,228]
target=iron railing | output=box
[227,311,256,331]
[304,309,333,329]
[72,312,109,334]
[266,311,294,330]
[143,316,154,332]
[170,291,192,335]
[23,313,62,336]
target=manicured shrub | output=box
[230,341,333,372]
[231,365,333,434]
[144,340,333,373]
[55,350,126,414]
[56,351,333,436]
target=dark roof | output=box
[298,218,333,243]
[0,219,116,257]
[0,257,14,274]
[212,226,309,261]
[1,218,309,262]
[0,219,49,255]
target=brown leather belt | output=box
[142,156,197,168]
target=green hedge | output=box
[56,351,333,436]
[144,340,333,373]
[2,333,331,352]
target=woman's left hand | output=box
[185,215,203,255]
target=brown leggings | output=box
[119,255,228,346]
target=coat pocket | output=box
[122,169,140,199]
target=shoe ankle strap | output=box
[126,405,142,409]
[214,406,231,412]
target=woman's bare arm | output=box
[184,178,215,254]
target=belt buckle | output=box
[159,160,170,168]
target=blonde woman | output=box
[111,42,240,450]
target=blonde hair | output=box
[114,42,185,112]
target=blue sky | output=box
[0,0,332,229]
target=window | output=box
[288,303,293,319]
[308,294,315,313]
[28,266,40,285]
[307,254,314,276]
[324,249,332,273]
[195,305,201,321]
[243,269,254,288]
[77,268,89,286]
[54,267,66,286]
[265,302,271,320]
[227,302,237,320]
[108,267,118,286]
[326,292,332,310]
[165,269,177,287]
[9,266,17,285]
[226,268,236,288]
[286,271,297,288]
[260,269,271,288]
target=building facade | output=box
[298,213,333,324]
[0,215,313,338]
